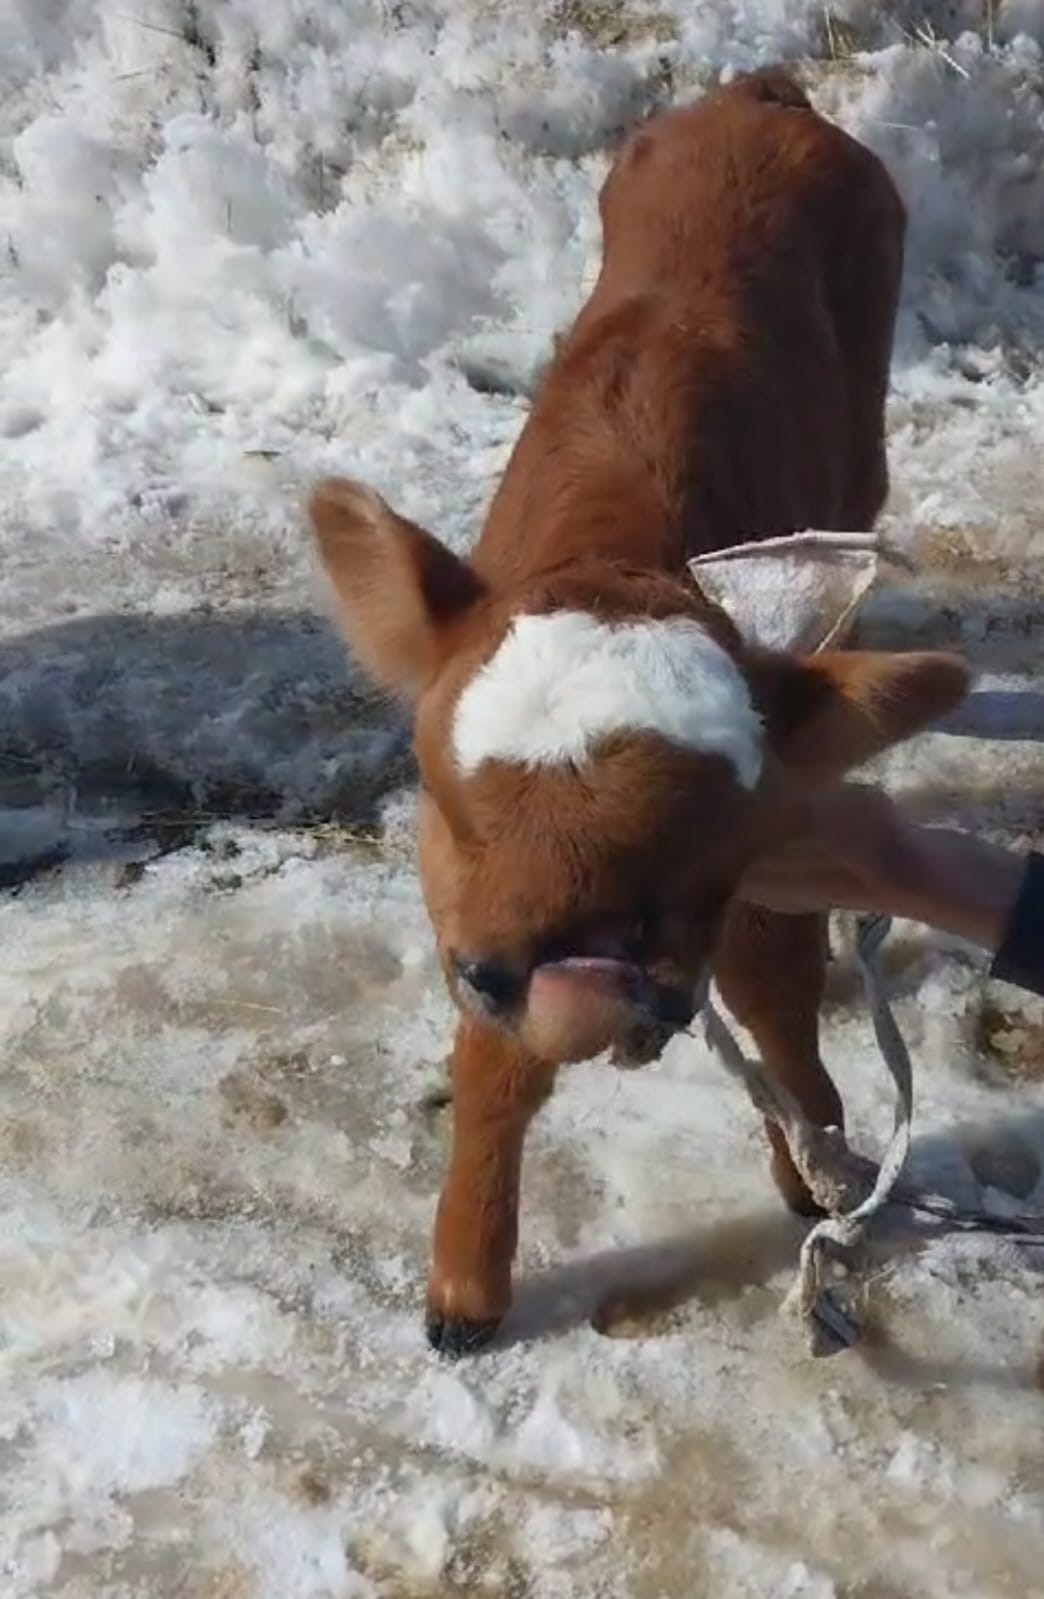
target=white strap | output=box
[687,529,915,655]
[699,913,912,1356]
[688,528,914,568]
[690,530,879,561]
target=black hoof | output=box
[426,1311,502,1359]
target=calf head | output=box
[310,477,969,1066]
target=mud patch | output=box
[219,1072,289,1134]
[978,1004,1044,1083]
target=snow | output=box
[2,1,1044,1595]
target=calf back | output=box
[473,70,906,587]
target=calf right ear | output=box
[749,646,971,783]
[308,477,486,700]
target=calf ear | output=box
[749,647,971,783]
[308,477,485,699]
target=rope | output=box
[695,914,1044,1357]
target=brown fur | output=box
[307,69,970,1354]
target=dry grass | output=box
[978,1002,1044,1082]
[548,0,676,49]
[817,2,1004,68]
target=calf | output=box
[308,69,969,1356]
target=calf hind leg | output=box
[713,904,841,1215]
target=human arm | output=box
[741,785,1041,991]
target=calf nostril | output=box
[454,958,522,1012]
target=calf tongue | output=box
[524,956,662,1064]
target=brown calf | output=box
[308,68,969,1357]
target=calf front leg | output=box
[713,904,842,1216]
[426,1014,555,1357]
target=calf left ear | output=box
[308,477,486,699]
[749,647,971,783]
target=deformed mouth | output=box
[452,931,705,1066]
[532,954,695,1026]
[525,953,700,1066]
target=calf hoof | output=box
[426,1310,502,1359]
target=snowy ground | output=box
[3,2,1044,1595]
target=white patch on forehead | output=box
[451,609,763,788]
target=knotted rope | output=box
[696,914,1044,1356]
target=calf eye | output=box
[453,958,522,1014]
